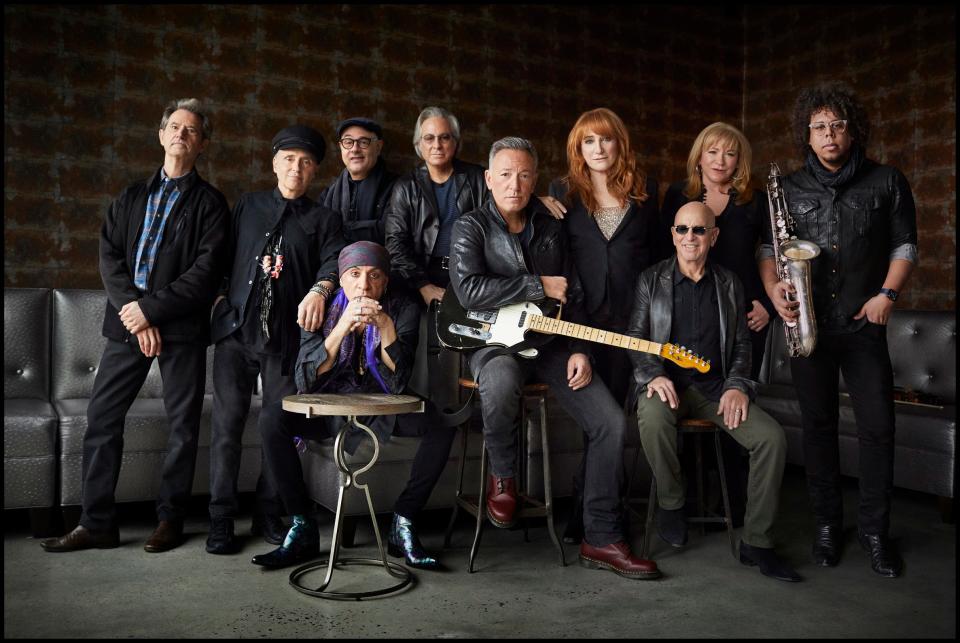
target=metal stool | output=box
[636,418,737,560]
[443,377,566,572]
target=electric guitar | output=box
[435,290,710,373]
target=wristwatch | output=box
[879,287,899,301]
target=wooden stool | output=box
[636,418,737,560]
[443,377,565,572]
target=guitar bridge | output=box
[448,323,492,340]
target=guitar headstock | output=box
[660,343,710,373]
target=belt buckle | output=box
[441,256,450,271]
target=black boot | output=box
[812,522,843,567]
[387,513,441,570]
[206,517,241,555]
[858,529,903,577]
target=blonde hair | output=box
[561,108,647,214]
[683,122,754,205]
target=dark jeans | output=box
[261,403,456,519]
[468,343,627,547]
[790,323,896,534]
[208,334,285,519]
[80,338,205,531]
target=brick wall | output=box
[4,4,955,310]
[743,4,956,310]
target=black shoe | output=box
[387,513,441,570]
[656,506,687,548]
[740,542,802,582]
[812,523,843,567]
[206,517,241,555]
[251,540,321,569]
[251,513,286,546]
[857,530,903,578]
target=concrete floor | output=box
[4,466,955,639]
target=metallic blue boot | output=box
[387,513,440,570]
[251,514,320,569]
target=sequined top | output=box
[592,205,630,240]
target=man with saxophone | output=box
[630,201,799,582]
[759,82,917,578]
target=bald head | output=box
[672,201,718,270]
[674,201,715,228]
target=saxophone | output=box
[766,162,820,357]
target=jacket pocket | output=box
[788,198,820,240]
[841,194,883,237]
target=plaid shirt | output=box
[133,171,182,290]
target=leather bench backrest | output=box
[4,288,51,400]
[52,289,163,400]
[886,310,956,405]
[760,311,955,402]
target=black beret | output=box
[336,117,383,140]
[272,125,325,162]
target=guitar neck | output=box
[528,315,662,356]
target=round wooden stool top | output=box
[282,393,424,418]
[678,418,718,432]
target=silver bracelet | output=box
[310,282,331,299]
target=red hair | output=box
[561,108,647,214]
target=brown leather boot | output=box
[144,520,184,553]
[579,541,661,580]
[486,475,517,528]
[40,525,119,552]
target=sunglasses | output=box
[673,224,716,236]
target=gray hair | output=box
[160,98,212,140]
[412,106,461,158]
[488,136,538,170]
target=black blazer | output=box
[98,167,230,344]
[549,177,660,325]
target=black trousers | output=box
[208,334,285,519]
[80,338,205,531]
[790,323,896,534]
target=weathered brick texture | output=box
[4,4,954,310]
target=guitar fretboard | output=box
[528,315,662,356]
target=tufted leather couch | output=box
[3,288,264,534]
[757,311,956,518]
[4,289,57,517]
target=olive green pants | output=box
[636,387,786,548]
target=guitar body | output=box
[435,289,559,358]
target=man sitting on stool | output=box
[252,241,442,570]
[628,201,799,582]
[449,136,659,580]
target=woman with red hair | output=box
[550,107,660,543]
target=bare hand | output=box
[419,284,445,306]
[297,291,327,332]
[646,375,678,410]
[718,389,749,429]
[135,326,162,357]
[119,301,150,334]
[566,353,592,390]
[769,279,799,324]
[537,195,567,220]
[541,276,568,303]
[746,299,770,333]
[853,294,894,325]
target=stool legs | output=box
[445,389,564,571]
[638,426,737,560]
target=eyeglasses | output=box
[673,225,716,236]
[808,119,848,135]
[339,136,377,150]
[420,133,454,145]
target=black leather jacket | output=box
[626,256,756,406]
[449,197,590,356]
[767,159,917,333]
[384,159,488,290]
